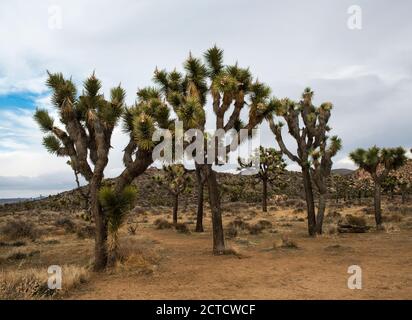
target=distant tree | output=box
[350,146,407,227]
[238,146,286,212]
[268,88,341,235]
[154,165,192,225]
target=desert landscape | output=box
[1,1,412,305]
[1,167,412,300]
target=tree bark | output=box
[195,165,204,232]
[262,177,268,212]
[374,182,382,227]
[302,166,317,236]
[315,193,326,234]
[173,193,179,225]
[90,178,107,271]
[204,164,225,253]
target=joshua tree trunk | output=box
[262,177,268,212]
[374,182,382,227]
[173,193,179,225]
[401,187,407,204]
[315,193,326,234]
[204,165,225,253]
[302,166,317,236]
[195,165,204,232]
[89,178,108,271]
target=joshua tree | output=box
[153,46,275,253]
[98,185,137,264]
[34,72,126,270]
[268,88,341,235]
[350,146,407,227]
[35,73,173,270]
[238,146,286,212]
[154,165,192,225]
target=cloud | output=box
[1,0,412,197]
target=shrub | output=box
[55,217,76,233]
[225,225,238,239]
[127,224,138,235]
[175,223,190,234]
[153,218,172,230]
[228,217,250,230]
[7,250,40,261]
[248,223,264,235]
[257,219,272,229]
[345,215,366,227]
[75,225,95,239]
[1,220,40,241]
[278,234,298,249]
[0,265,89,299]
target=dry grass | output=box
[0,265,89,299]
[1,220,40,241]
[113,238,161,275]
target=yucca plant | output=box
[34,72,174,270]
[99,185,137,262]
[350,146,407,227]
[268,88,342,235]
[153,46,276,253]
[34,72,126,270]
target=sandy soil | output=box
[1,204,412,300]
[70,209,412,300]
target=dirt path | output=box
[70,222,412,299]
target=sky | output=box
[0,0,411,198]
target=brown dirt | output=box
[70,209,412,299]
[1,205,412,299]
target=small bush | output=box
[225,225,238,239]
[383,213,403,223]
[1,220,40,241]
[0,265,89,299]
[175,223,190,234]
[257,219,272,229]
[228,217,250,230]
[153,218,172,230]
[345,215,366,227]
[277,235,298,249]
[127,224,138,235]
[325,210,342,222]
[55,217,76,233]
[76,225,95,239]
[248,223,264,235]
[7,250,40,261]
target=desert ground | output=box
[1,198,411,300]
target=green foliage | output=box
[350,146,407,176]
[42,135,62,155]
[133,113,155,150]
[99,185,137,236]
[34,108,54,132]
[204,45,224,79]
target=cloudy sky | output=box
[0,0,411,198]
